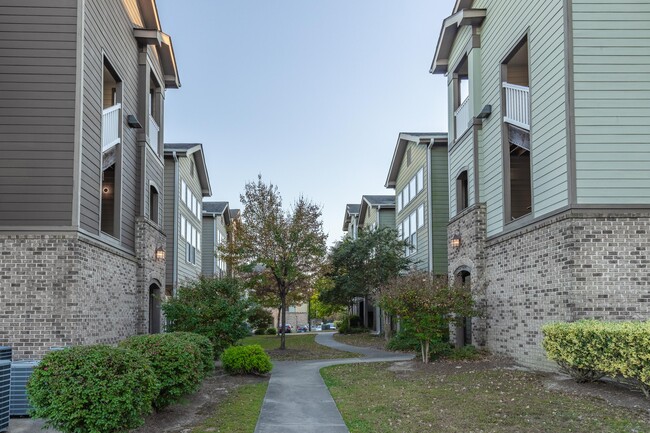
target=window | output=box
[149,185,159,224]
[101,58,122,238]
[180,215,186,239]
[416,168,424,194]
[397,193,402,212]
[417,204,424,228]
[401,210,420,257]
[409,178,416,201]
[186,224,196,264]
[148,73,161,154]
[181,180,187,204]
[453,56,471,140]
[502,36,532,222]
[456,171,469,213]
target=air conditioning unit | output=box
[0,347,10,361]
[10,361,39,417]
[0,360,10,432]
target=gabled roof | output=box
[342,203,361,232]
[164,143,212,197]
[430,1,486,75]
[203,201,230,225]
[133,0,180,88]
[385,133,448,189]
[229,209,241,220]
[359,195,395,226]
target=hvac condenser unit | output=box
[0,347,10,361]
[10,361,39,417]
[0,360,10,432]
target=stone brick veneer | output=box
[0,224,166,360]
[449,205,650,370]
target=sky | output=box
[157,1,453,245]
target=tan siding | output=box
[0,1,77,226]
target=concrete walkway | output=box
[253,332,414,433]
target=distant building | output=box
[164,143,211,295]
[202,201,231,278]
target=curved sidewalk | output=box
[253,332,414,433]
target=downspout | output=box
[427,143,434,274]
[172,151,179,296]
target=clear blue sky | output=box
[157,1,453,244]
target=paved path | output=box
[253,332,414,433]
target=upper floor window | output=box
[397,167,424,213]
[456,171,469,213]
[148,73,162,154]
[101,59,122,238]
[149,185,159,225]
[453,57,471,140]
[502,36,532,222]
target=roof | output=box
[359,195,395,226]
[203,201,230,225]
[229,209,241,220]
[385,133,448,189]
[164,143,212,197]
[134,0,180,88]
[342,203,361,232]
[430,1,486,75]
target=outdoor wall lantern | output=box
[155,246,165,261]
[451,234,462,248]
[127,114,142,129]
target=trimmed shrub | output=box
[543,320,650,396]
[169,332,214,377]
[254,328,267,335]
[266,327,277,335]
[120,333,203,409]
[27,345,158,433]
[349,315,362,328]
[221,345,273,375]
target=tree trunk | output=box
[280,293,287,350]
[422,340,430,364]
[383,312,392,341]
[307,297,311,331]
[276,307,281,330]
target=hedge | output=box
[169,332,215,377]
[543,320,650,397]
[27,345,158,433]
[119,333,203,409]
[221,345,273,375]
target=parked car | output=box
[297,326,308,333]
[314,325,322,331]
[281,324,292,333]
[322,322,336,331]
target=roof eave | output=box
[430,9,487,75]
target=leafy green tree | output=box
[248,304,273,330]
[310,277,345,322]
[322,227,410,326]
[163,276,251,357]
[376,272,477,363]
[222,175,327,349]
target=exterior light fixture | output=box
[477,105,492,119]
[451,234,461,248]
[155,247,165,261]
[127,114,142,128]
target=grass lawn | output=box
[241,334,360,361]
[190,381,268,433]
[321,362,650,433]
[334,332,393,351]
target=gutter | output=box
[426,144,434,274]
[172,151,179,296]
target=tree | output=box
[222,175,327,349]
[376,272,477,363]
[322,227,410,329]
[310,277,345,322]
[247,304,273,330]
[162,276,251,357]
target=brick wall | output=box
[448,207,650,371]
[0,229,165,360]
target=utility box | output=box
[10,361,39,417]
[0,348,10,362]
[0,360,10,432]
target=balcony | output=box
[454,97,471,139]
[101,103,121,151]
[503,82,530,131]
[148,115,159,153]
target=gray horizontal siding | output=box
[164,158,176,287]
[0,1,77,226]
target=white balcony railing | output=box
[148,115,160,152]
[503,82,530,130]
[101,103,121,151]
[454,97,471,139]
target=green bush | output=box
[27,345,158,433]
[119,333,203,409]
[162,277,251,358]
[266,328,277,335]
[349,315,362,328]
[543,320,650,396]
[169,332,214,377]
[221,345,273,375]
[248,305,273,330]
[388,321,451,361]
[254,328,268,335]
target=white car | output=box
[314,325,322,331]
